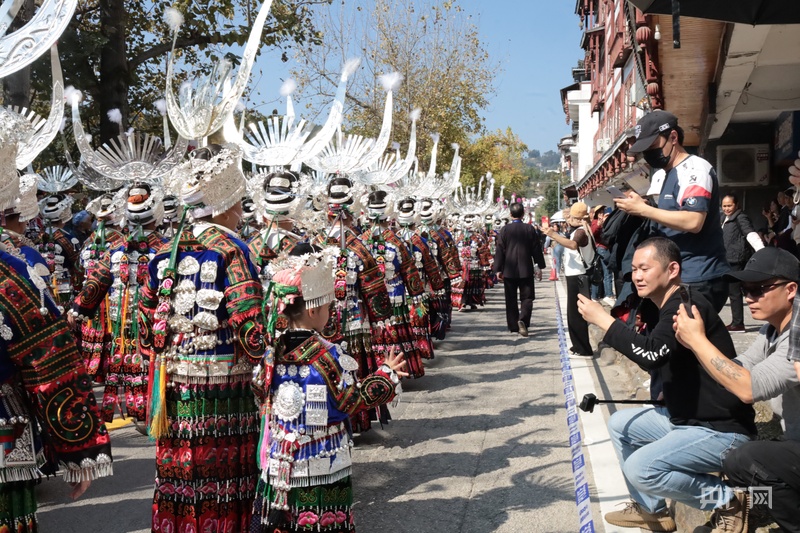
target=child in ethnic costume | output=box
[251,243,406,532]
[138,144,267,533]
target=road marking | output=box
[554,279,632,533]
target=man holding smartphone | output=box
[615,110,730,312]
[577,237,755,532]
[675,247,800,532]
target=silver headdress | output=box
[305,72,401,175]
[39,193,73,223]
[267,246,339,311]
[36,165,77,194]
[249,168,307,220]
[451,172,495,219]
[238,59,360,170]
[5,47,66,170]
[122,182,165,227]
[177,143,246,218]
[0,110,32,211]
[356,107,421,188]
[71,95,188,185]
[0,0,76,78]
[13,174,40,221]
[395,136,461,200]
[86,192,124,222]
[164,1,273,142]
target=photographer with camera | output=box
[577,237,755,532]
[675,247,800,532]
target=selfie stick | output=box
[579,393,664,413]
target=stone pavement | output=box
[36,282,603,532]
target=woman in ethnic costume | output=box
[320,177,402,432]
[0,137,112,532]
[74,193,126,380]
[395,198,442,350]
[417,198,458,339]
[247,171,303,280]
[138,144,267,533]
[456,214,488,310]
[38,193,82,307]
[71,184,167,424]
[362,191,428,378]
[250,243,406,532]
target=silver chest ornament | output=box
[274,381,305,421]
[336,350,359,390]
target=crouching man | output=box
[676,247,800,533]
[578,237,755,532]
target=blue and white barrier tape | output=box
[554,284,596,533]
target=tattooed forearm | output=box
[711,356,743,380]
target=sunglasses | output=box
[740,281,791,299]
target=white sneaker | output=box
[602,296,616,306]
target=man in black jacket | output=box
[494,202,546,336]
[577,237,755,532]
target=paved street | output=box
[37,281,603,532]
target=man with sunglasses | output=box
[614,110,730,312]
[675,247,800,533]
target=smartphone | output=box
[607,186,626,199]
[679,284,693,318]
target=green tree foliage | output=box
[461,127,528,196]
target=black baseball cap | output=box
[725,247,800,284]
[629,110,679,153]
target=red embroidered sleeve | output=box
[72,256,113,317]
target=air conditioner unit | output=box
[595,138,610,153]
[716,144,770,187]
[596,139,605,153]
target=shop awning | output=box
[630,0,800,25]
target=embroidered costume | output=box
[251,245,400,532]
[138,144,267,533]
[75,219,126,380]
[73,229,166,422]
[0,249,113,532]
[251,332,399,532]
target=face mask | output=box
[643,141,675,169]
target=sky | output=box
[249,0,584,155]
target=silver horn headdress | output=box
[0,0,76,78]
[164,1,273,143]
[4,46,65,170]
[238,59,360,171]
[305,72,400,176]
